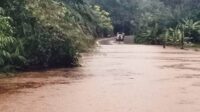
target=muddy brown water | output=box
[1,37,200,112]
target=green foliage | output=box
[91,5,113,37]
[131,0,200,46]
[89,0,200,46]
[165,19,200,45]
[167,27,183,45]
[88,0,138,34]
[0,0,113,72]
[60,0,113,37]
[0,10,26,72]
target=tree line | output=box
[89,0,200,46]
[1,0,200,72]
[0,0,113,72]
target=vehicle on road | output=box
[116,32,125,41]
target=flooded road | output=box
[1,37,200,112]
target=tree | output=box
[0,7,26,72]
[0,0,113,72]
[91,5,113,37]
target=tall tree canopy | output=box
[1,0,200,72]
[89,0,200,44]
[0,0,113,72]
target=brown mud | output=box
[0,37,200,112]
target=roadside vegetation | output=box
[89,0,200,47]
[1,0,200,73]
[0,0,113,72]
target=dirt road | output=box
[0,37,200,112]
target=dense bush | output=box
[0,0,113,72]
[89,0,200,46]
[0,8,26,72]
[133,0,200,46]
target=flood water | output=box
[1,37,200,112]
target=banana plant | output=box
[182,19,200,33]
[177,19,200,48]
[165,25,185,48]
